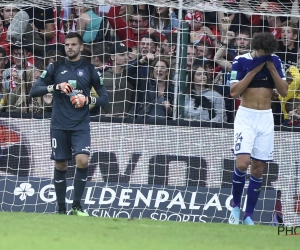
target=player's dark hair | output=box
[285,98,300,113]
[251,32,278,54]
[65,32,83,45]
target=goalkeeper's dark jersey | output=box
[31,58,108,130]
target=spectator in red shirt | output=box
[107,6,163,48]
[0,15,10,56]
[258,2,283,39]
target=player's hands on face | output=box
[266,61,276,71]
[70,94,89,108]
[251,62,265,74]
[55,82,74,95]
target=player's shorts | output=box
[50,129,91,161]
[233,106,274,161]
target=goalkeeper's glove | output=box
[47,82,74,95]
[70,94,96,108]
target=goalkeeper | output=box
[30,32,109,216]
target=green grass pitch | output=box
[0,212,299,250]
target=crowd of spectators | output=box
[0,0,300,126]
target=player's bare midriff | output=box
[240,87,273,110]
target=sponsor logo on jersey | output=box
[68,80,77,88]
[97,71,104,85]
[231,71,237,80]
[77,69,84,77]
[40,70,47,78]
[61,70,68,74]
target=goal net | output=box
[0,0,299,226]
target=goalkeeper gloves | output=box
[70,94,96,108]
[47,82,74,95]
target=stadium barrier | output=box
[0,117,299,225]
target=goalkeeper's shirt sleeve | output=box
[30,63,55,97]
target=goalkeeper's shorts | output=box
[50,128,91,161]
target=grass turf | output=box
[0,212,298,250]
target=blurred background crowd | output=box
[0,0,300,126]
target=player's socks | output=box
[244,175,263,221]
[232,167,247,207]
[54,168,67,211]
[73,167,88,207]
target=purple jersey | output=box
[230,52,286,89]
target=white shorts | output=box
[233,106,274,161]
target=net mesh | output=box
[0,0,296,15]
[0,0,299,225]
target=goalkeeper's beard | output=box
[67,51,80,60]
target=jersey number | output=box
[52,138,57,149]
